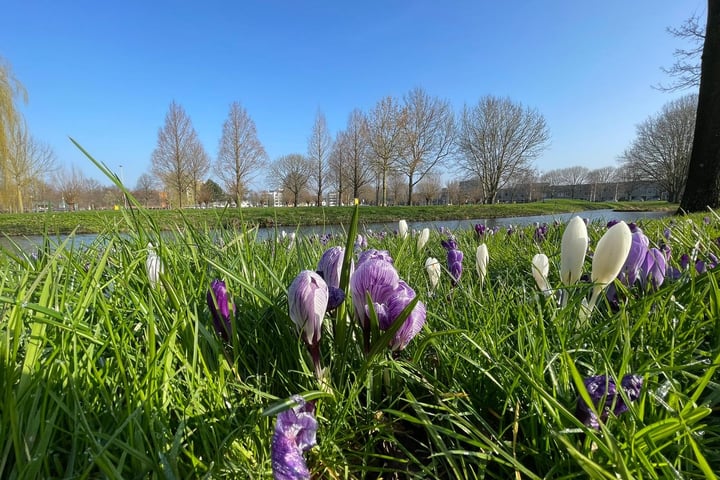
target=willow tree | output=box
[1,58,28,209]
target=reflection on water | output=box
[1,209,671,252]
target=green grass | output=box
[1,145,716,479]
[0,198,718,478]
[0,199,675,236]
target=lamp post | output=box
[119,164,128,208]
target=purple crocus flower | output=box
[474,224,487,237]
[645,248,666,289]
[576,374,643,429]
[441,238,463,286]
[350,258,426,352]
[622,225,650,286]
[288,271,328,348]
[207,279,235,341]
[271,395,318,480]
[357,248,393,266]
[316,247,352,310]
[606,219,620,229]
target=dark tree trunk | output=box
[680,0,720,212]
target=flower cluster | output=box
[576,374,643,429]
[271,396,318,480]
[350,249,426,352]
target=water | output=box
[1,209,670,252]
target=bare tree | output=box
[307,110,331,206]
[188,141,210,205]
[134,173,159,207]
[457,96,550,204]
[681,1,720,211]
[216,102,268,207]
[417,172,443,205]
[620,94,696,203]
[5,123,56,212]
[151,101,204,208]
[446,180,461,205]
[333,109,373,201]
[398,87,455,205]
[546,166,590,199]
[387,170,406,205]
[366,96,407,206]
[270,154,312,207]
[55,165,86,211]
[658,14,705,92]
[586,166,617,201]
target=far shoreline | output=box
[0,200,678,237]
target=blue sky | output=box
[0,0,705,190]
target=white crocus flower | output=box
[531,253,551,295]
[146,242,164,289]
[476,244,489,287]
[417,227,430,250]
[425,257,441,290]
[398,219,409,239]
[560,216,588,286]
[587,221,632,313]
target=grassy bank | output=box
[0,199,675,236]
[0,203,717,478]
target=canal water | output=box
[1,209,670,252]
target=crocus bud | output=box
[145,243,164,289]
[531,253,551,295]
[398,220,409,239]
[560,216,588,286]
[316,246,347,289]
[417,227,430,250]
[476,244,489,287]
[425,257,441,290]
[588,221,632,312]
[288,270,329,347]
[441,238,463,287]
[591,221,632,287]
[207,279,235,341]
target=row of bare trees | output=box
[268,89,548,207]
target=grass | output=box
[0,147,716,478]
[0,197,718,478]
[0,199,676,236]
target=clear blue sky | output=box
[0,0,705,190]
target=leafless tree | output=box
[307,110,331,206]
[134,173,160,207]
[332,109,373,201]
[270,154,312,207]
[215,102,268,207]
[620,94,696,203]
[366,96,407,206]
[387,170,406,205]
[505,166,539,202]
[1,58,27,177]
[417,172,443,205]
[456,96,550,204]
[398,87,455,204]
[658,14,705,92]
[188,141,210,205]
[151,101,204,208]
[586,166,618,201]
[5,123,56,212]
[445,180,461,205]
[55,165,86,211]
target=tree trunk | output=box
[407,173,414,206]
[679,0,720,212]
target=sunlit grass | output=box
[0,177,717,478]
